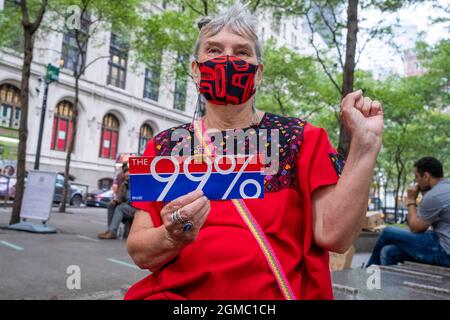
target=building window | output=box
[173,76,187,111]
[173,54,188,111]
[99,113,119,159]
[50,101,75,152]
[138,123,153,155]
[98,177,113,190]
[61,16,89,74]
[143,60,161,101]
[272,13,281,36]
[0,84,21,129]
[291,33,297,47]
[107,33,128,89]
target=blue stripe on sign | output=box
[107,258,141,270]
[130,172,264,201]
[0,240,24,251]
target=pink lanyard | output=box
[193,119,297,300]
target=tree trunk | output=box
[383,169,392,217]
[10,31,33,225]
[399,168,407,223]
[10,0,49,224]
[60,18,86,213]
[394,170,402,223]
[275,94,287,116]
[394,149,405,223]
[338,0,358,158]
[376,174,381,199]
[59,76,79,213]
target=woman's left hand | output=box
[340,89,384,148]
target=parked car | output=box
[86,189,105,207]
[86,189,113,208]
[0,175,16,199]
[53,174,85,207]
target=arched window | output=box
[51,100,75,152]
[99,113,119,159]
[138,123,153,155]
[0,84,21,129]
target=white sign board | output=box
[20,171,57,221]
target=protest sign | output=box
[129,155,265,201]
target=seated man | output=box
[98,167,136,240]
[367,157,450,267]
[107,162,128,228]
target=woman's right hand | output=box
[160,189,211,248]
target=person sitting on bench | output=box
[98,167,136,240]
[367,157,450,267]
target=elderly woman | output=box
[125,3,383,300]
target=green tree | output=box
[297,0,421,157]
[0,0,23,50]
[257,40,336,118]
[0,0,49,225]
[417,39,450,109]
[133,1,204,86]
[364,67,450,219]
[47,0,142,213]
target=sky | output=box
[357,0,449,78]
[399,0,450,44]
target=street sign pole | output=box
[34,81,49,170]
[34,64,59,170]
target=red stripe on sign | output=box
[129,155,265,174]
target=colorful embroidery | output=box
[329,153,345,177]
[153,112,306,193]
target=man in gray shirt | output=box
[368,157,450,267]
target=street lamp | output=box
[34,63,61,170]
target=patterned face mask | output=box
[196,55,259,105]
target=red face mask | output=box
[197,55,259,105]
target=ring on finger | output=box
[171,209,184,225]
[182,220,194,232]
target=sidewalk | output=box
[0,206,148,300]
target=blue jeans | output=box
[108,203,136,235]
[367,226,450,267]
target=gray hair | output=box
[193,2,263,63]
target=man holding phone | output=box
[367,157,450,267]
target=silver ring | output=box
[171,209,183,225]
[182,220,194,232]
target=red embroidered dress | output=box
[125,112,344,300]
